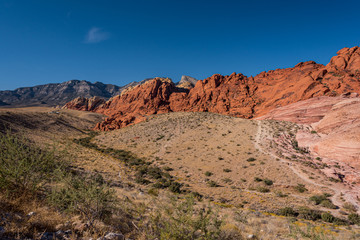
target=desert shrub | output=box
[321,212,335,223]
[223,168,232,173]
[222,178,232,184]
[0,131,63,197]
[246,157,256,162]
[207,180,219,187]
[257,186,270,193]
[135,174,151,185]
[169,181,182,194]
[153,177,172,188]
[320,199,337,209]
[204,171,213,176]
[348,213,360,225]
[309,194,328,205]
[289,223,335,239]
[137,165,149,176]
[275,191,288,197]
[145,196,223,239]
[297,207,321,221]
[163,166,174,171]
[190,191,203,201]
[278,207,297,217]
[294,184,307,193]
[309,194,337,209]
[148,188,159,196]
[147,166,163,179]
[263,179,273,186]
[343,202,357,213]
[49,173,117,228]
[323,193,332,198]
[254,177,262,182]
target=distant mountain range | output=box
[0,77,196,107]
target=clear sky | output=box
[1,0,359,90]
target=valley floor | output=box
[0,108,359,239]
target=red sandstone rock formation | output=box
[64,46,360,131]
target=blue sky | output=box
[0,0,359,90]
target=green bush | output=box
[348,213,360,225]
[297,207,321,221]
[0,131,63,197]
[263,179,273,186]
[321,212,335,223]
[146,196,223,239]
[49,173,117,228]
[309,194,328,205]
[246,157,256,162]
[320,199,337,209]
[294,184,307,193]
[309,194,337,209]
[257,186,270,193]
[169,181,182,194]
[204,171,213,176]
[163,166,174,171]
[278,207,297,217]
[147,166,163,179]
[207,180,218,187]
[254,177,262,182]
[190,191,203,201]
[343,202,357,213]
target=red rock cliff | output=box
[64,47,360,131]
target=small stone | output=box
[55,230,65,237]
[104,232,125,240]
[247,234,255,239]
[27,211,36,217]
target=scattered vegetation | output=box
[246,157,256,162]
[49,173,117,228]
[0,131,64,197]
[145,196,224,240]
[207,180,219,187]
[294,184,308,193]
[74,132,183,194]
[257,186,270,193]
[309,194,337,209]
[263,178,273,186]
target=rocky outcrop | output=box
[64,46,360,130]
[62,96,106,111]
[95,78,188,130]
[326,46,360,72]
[177,75,198,89]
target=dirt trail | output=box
[254,120,350,215]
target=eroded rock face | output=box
[64,46,360,131]
[259,93,360,203]
[95,78,186,130]
[62,96,106,111]
[177,75,198,89]
[326,46,360,72]
[258,93,360,165]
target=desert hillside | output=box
[1,107,360,239]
